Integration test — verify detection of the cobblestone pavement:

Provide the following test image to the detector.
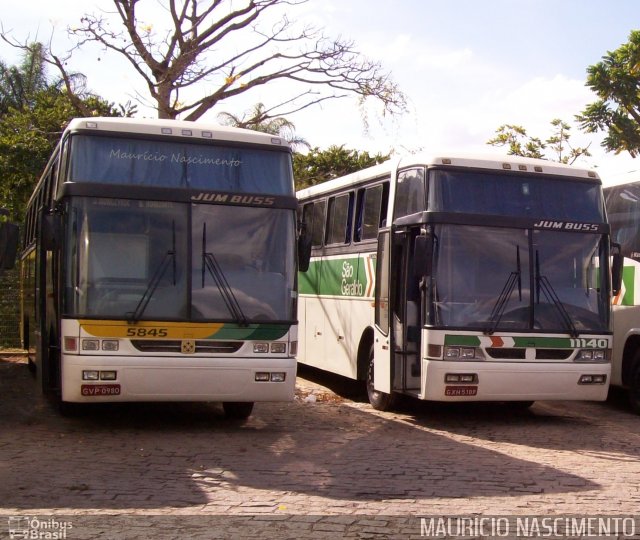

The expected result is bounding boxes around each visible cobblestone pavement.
[1,354,640,539]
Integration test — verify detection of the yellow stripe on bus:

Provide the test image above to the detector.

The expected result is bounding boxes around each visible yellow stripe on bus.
[79,320,225,339]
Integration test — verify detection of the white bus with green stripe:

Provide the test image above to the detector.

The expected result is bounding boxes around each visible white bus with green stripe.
[297,154,620,410]
[18,118,299,418]
[604,177,640,413]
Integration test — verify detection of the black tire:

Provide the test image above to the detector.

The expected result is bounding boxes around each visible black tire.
[510,401,535,410]
[628,361,640,415]
[366,346,395,411]
[223,401,254,419]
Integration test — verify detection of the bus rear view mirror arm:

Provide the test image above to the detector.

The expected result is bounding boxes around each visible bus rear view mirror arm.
[611,242,623,297]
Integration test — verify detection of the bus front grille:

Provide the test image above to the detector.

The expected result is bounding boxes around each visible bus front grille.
[485,348,573,360]
[131,340,243,354]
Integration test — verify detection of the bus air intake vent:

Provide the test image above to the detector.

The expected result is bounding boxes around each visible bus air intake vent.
[485,348,526,359]
[131,340,243,354]
[535,349,572,360]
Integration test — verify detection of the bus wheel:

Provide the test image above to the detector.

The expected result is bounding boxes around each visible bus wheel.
[510,401,535,410]
[628,362,640,414]
[366,347,395,411]
[223,401,254,419]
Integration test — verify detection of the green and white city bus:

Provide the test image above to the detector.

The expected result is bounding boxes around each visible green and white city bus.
[604,176,640,412]
[18,117,298,417]
[297,154,619,410]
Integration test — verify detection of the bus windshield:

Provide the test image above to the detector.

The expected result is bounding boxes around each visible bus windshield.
[429,170,604,221]
[428,224,609,333]
[64,197,296,322]
[69,135,294,195]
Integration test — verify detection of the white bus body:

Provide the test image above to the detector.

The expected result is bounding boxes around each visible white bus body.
[21,118,298,417]
[298,154,614,410]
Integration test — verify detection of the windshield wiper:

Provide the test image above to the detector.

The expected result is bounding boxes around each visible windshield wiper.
[484,245,522,335]
[535,250,578,337]
[128,221,176,323]
[201,223,248,327]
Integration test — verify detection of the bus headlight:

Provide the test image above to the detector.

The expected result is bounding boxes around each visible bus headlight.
[102,340,119,351]
[270,343,286,354]
[575,349,608,362]
[253,343,269,353]
[444,346,485,360]
[82,339,100,351]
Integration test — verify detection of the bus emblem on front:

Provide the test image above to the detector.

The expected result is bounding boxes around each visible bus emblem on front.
[181,340,196,354]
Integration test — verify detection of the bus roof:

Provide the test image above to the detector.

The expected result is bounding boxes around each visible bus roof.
[297,152,600,199]
[65,117,290,149]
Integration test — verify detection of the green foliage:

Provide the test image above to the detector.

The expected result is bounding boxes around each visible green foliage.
[578,30,640,157]
[293,145,390,190]
[0,46,122,221]
[217,103,309,151]
[487,119,591,165]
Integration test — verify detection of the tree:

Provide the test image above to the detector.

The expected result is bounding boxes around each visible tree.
[0,46,123,220]
[64,0,406,122]
[217,102,309,150]
[487,119,591,165]
[0,42,47,113]
[293,145,389,189]
[578,30,640,157]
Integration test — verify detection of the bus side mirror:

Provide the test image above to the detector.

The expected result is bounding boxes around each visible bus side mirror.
[298,232,311,272]
[0,220,19,271]
[298,225,312,273]
[413,233,433,278]
[611,242,623,297]
[41,212,62,251]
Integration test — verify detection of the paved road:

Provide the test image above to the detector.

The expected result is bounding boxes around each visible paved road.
[1,355,640,539]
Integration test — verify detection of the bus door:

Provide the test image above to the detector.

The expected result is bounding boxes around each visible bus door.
[35,210,62,396]
[373,229,392,394]
[391,227,421,394]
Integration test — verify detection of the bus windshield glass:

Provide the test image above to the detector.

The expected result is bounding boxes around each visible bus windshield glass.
[429,170,604,221]
[428,224,609,333]
[64,197,296,322]
[69,135,294,195]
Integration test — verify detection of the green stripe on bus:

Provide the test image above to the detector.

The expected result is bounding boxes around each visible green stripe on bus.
[299,256,371,297]
[511,336,573,348]
[444,335,481,346]
[212,324,290,340]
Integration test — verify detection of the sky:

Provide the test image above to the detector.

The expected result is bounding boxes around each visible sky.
[1,0,639,181]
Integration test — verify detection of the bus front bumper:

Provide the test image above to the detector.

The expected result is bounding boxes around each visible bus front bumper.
[61,354,296,403]
[423,360,611,402]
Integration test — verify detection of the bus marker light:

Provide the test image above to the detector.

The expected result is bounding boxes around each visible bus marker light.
[64,336,78,352]
[270,343,286,354]
[270,372,286,382]
[289,341,298,356]
[255,372,270,382]
[85,121,98,129]
[100,371,117,381]
[253,343,269,353]
[82,370,99,381]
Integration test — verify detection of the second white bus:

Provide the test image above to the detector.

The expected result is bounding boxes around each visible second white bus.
[297,153,619,410]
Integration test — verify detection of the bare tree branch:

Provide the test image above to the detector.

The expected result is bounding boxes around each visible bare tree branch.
[65,0,406,121]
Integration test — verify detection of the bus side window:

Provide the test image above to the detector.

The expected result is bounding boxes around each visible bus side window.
[355,182,388,242]
[326,192,353,245]
[301,201,324,248]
